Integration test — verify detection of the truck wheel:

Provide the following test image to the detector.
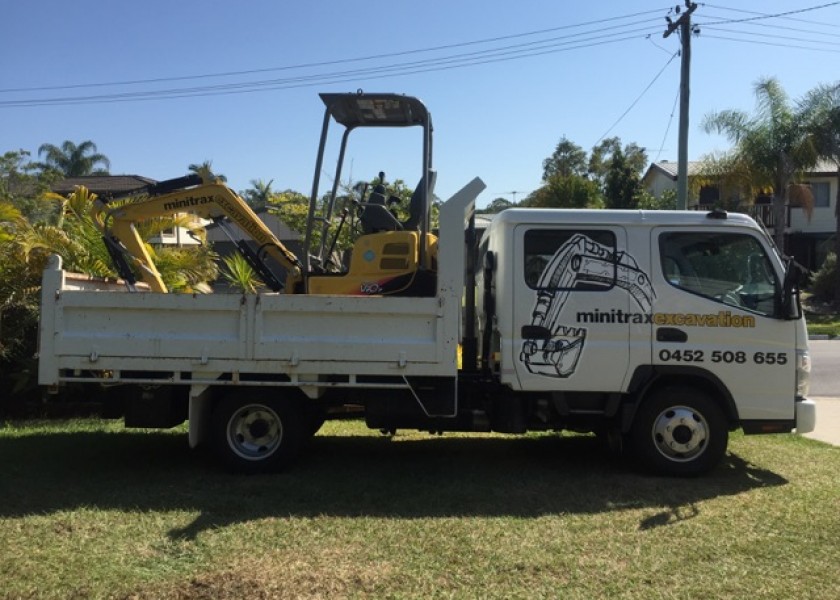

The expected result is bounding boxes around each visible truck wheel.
[631,387,728,476]
[212,394,303,474]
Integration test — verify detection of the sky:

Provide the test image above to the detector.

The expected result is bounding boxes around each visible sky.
[2,1,839,207]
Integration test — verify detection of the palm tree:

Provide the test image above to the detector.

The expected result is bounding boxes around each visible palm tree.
[801,82,840,305]
[188,161,227,183]
[242,179,273,211]
[37,140,110,177]
[702,77,819,248]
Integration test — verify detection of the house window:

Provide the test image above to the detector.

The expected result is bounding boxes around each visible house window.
[808,181,831,208]
[698,185,720,205]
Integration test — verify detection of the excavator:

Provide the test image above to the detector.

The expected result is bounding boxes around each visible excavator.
[91,92,438,296]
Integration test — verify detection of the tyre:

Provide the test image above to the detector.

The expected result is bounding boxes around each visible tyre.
[631,386,728,476]
[211,392,303,474]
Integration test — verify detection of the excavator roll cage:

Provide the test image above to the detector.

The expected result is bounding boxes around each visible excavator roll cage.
[305,92,436,276]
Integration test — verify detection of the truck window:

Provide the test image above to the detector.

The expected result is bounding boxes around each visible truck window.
[659,231,779,317]
[523,229,616,290]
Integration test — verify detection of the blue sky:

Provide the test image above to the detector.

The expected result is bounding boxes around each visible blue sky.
[2,1,839,207]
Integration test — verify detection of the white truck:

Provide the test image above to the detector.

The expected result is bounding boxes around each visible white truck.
[37,93,815,475]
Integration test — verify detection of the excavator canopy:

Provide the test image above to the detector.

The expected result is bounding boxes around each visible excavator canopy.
[319,93,430,129]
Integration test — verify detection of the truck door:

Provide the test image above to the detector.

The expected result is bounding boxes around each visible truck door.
[652,227,797,422]
[513,225,653,392]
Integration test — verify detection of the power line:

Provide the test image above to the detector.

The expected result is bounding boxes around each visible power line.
[702,34,840,54]
[0,8,670,95]
[700,1,840,26]
[0,27,664,108]
[655,87,681,163]
[701,2,840,28]
[594,51,679,145]
[698,12,840,37]
[702,26,840,47]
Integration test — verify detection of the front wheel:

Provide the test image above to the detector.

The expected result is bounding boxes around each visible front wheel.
[631,386,728,476]
[212,393,303,474]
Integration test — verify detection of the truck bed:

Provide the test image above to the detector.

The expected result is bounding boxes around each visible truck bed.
[38,178,484,393]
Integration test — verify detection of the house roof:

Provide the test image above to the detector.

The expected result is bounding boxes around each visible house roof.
[51,175,157,197]
[644,159,839,182]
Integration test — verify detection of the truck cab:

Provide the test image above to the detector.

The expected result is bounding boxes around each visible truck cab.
[476,207,814,473]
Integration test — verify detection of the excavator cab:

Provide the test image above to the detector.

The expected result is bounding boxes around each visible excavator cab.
[304,92,438,296]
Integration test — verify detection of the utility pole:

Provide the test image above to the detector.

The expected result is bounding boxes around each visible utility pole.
[664,1,698,210]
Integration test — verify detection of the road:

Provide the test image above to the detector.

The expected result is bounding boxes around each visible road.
[809,340,840,397]
[805,340,838,446]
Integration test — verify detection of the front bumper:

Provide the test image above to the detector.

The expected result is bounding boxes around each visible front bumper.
[795,397,816,434]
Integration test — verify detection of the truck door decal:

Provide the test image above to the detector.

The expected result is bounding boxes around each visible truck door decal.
[520,233,654,378]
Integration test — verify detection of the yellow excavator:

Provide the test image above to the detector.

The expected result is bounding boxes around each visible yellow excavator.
[92,92,438,296]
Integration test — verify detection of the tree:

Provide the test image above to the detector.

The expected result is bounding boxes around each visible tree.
[801,82,840,306]
[523,174,604,209]
[589,137,648,209]
[479,197,514,214]
[702,77,819,247]
[37,140,110,177]
[242,179,274,211]
[588,137,647,185]
[1,150,60,223]
[542,137,587,181]
[188,161,227,183]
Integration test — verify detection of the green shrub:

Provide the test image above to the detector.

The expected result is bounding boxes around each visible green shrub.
[809,252,840,304]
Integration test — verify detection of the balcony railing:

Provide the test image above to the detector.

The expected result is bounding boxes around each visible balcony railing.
[695,203,791,229]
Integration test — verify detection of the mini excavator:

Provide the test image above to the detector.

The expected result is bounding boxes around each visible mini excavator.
[92,92,438,296]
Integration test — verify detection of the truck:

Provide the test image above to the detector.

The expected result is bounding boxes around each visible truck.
[37,92,816,475]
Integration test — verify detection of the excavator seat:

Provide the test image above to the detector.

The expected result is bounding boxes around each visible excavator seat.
[360,203,402,233]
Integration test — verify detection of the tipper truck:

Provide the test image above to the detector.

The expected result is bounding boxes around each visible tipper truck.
[37,92,816,475]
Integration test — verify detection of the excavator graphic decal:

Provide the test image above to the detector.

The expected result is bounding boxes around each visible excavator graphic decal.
[520,233,655,378]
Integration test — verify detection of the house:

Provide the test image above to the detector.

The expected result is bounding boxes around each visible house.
[642,160,839,271]
[204,207,304,265]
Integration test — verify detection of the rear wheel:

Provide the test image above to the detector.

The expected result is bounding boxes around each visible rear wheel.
[631,386,728,476]
[212,393,303,474]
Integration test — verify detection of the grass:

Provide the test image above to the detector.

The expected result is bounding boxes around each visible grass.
[1,419,839,599]
[805,313,840,338]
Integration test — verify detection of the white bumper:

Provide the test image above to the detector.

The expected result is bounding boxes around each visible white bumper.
[795,399,817,434]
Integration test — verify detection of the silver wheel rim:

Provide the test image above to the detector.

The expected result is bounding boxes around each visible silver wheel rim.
[651,405,709,462]
[226,404,283,461]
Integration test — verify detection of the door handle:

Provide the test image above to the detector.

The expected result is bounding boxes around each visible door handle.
[656,327,687,343]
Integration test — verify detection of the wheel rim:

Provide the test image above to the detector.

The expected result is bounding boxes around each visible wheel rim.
[226,403,283,461]
[650,405,709,462]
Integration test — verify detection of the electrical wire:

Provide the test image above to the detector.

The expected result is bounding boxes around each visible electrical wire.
[655,87,680,163]
[0,8,670,95]
[700,1,840,26]
[0,26,665,108]
[697,12,840,37]
[702,34,840,54]
[701,2,840,28]
[594,51,679,145]
[701,26,840,47]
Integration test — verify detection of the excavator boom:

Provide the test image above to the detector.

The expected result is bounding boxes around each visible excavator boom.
[92,175,302,293]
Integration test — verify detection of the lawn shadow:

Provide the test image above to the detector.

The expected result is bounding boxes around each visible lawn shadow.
[0,427,787,540]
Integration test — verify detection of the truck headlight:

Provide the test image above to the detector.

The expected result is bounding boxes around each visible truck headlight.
[795,349,811,397]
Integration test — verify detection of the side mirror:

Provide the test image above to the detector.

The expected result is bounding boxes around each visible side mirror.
[780,257,806,320]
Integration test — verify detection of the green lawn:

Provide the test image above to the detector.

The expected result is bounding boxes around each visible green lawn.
[1,419,839,599]
[806,313,840,338]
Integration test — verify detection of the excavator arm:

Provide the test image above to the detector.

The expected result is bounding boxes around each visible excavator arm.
[92,175,303,293]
